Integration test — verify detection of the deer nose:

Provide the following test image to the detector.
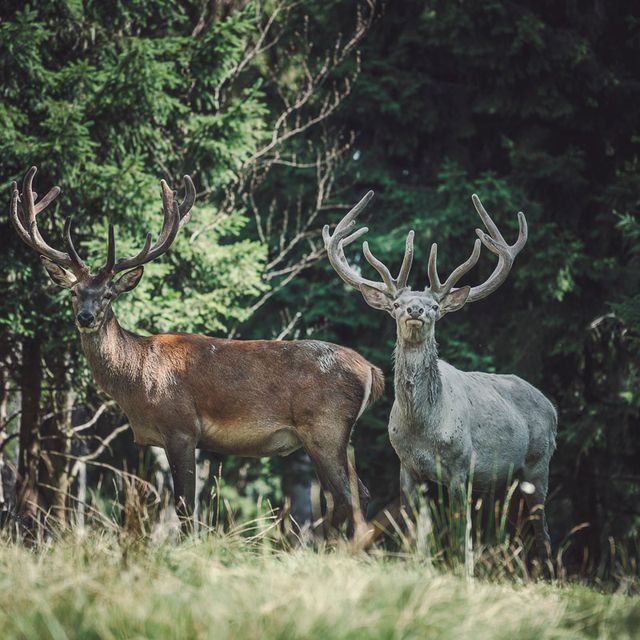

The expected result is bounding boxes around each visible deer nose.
[77,310,95,327]
[407,306,424,319]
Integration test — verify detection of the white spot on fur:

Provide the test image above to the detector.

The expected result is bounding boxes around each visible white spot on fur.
[307,342,338,373]
[209,344,217,353]
[520,481,536,494]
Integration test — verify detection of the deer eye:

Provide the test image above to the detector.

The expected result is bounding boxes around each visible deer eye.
[432,303,439,310]
[393,302,400,309]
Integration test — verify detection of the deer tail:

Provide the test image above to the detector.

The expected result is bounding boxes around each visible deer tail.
[368,365,385,405]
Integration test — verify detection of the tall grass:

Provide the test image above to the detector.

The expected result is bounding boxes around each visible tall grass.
[0,523,639,640]
[1,468,638,639]
[373,478,542,582]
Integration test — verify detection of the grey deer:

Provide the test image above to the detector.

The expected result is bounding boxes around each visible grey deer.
[324,191,557,564]
[10,167,383,532]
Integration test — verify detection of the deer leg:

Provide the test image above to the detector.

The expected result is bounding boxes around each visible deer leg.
[400,463,418,514]
[400,464,432,521]
[348,456,371,519]
[299,431,358,530]
[400,464,432,555]
[164,436,196,536]
[521,468,552,577]
[308,451,352,528]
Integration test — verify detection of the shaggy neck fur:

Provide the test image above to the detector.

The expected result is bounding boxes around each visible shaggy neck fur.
[394,333,442,421]
[79,307,142,397]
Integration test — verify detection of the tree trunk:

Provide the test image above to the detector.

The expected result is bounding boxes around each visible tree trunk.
[0,367,7,514]
[15,336,43,529]
[39,356,76,528]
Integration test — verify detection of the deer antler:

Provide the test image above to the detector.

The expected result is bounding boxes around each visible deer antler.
[322,191,414,297]
[10,166,88,275]
[427,240,482,299]
[464,194,528,302]
[325,191,527,305]
[107,176,196,274]
[10,167,196,277]
[425,194,527,300]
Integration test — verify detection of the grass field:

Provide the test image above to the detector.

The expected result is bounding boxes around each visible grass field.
[1,527,639,640]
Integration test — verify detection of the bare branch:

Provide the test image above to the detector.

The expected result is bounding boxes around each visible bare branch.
[276,311,302,340]
[69,423,130,480]
[72,401,117,433]
[0,432,19,454]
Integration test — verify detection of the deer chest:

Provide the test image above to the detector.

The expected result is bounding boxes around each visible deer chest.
[388,402,472,485]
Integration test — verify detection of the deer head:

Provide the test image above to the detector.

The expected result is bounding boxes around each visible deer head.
[10,167,195,333]
[323,191,528,344]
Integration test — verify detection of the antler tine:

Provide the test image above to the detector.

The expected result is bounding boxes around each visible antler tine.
[112,176,194,274]
[427,239,482,299]
[141,182,181,259]
[362,241,396,291]
[334,189,374,234]
[112,232,153,274]
[396,230,414,289]
[21,166,37,223]
[10,181,33,247]
[34,185,61,214]
[340,226,369,247]
[324,191,418,296]
[156,179,180,243]
[101,223,116,273]
[427,243,442,292]
[464,194,528,303]
[178,175,196,228]
[63,217,89,273]
[323,191,398,294]
[9,167,88,274]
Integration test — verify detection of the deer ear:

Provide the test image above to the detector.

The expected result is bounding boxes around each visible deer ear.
[113,266,144,295]
[41,257,77,289]
[359,283,393,312]
[439,286,471,317]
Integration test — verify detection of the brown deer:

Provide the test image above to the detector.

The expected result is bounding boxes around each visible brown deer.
[10,166,383,532]
[324,191,557,567]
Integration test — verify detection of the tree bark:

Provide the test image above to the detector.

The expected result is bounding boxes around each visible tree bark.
[15,336,43,528]
[39,355,76,527]
[0,365,7,513]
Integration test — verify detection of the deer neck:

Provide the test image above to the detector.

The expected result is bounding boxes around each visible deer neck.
[393,333,442,420]
[79,307,142,397]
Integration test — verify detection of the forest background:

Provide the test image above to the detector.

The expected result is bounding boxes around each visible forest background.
[0,0,638,576]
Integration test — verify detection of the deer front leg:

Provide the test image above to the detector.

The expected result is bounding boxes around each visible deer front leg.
[400,464,432,556]
[164,435,196,536]
[400,463,418,515]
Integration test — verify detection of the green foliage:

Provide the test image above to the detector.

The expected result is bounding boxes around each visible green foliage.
[0,1,276,350]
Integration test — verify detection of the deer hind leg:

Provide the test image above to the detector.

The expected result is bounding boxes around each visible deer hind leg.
[299,426,367,532]
[164,434,197,536]
[349,456,371,519]
[521,464,552,576]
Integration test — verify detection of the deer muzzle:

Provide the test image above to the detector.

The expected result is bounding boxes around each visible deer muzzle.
[77,310,95,328]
